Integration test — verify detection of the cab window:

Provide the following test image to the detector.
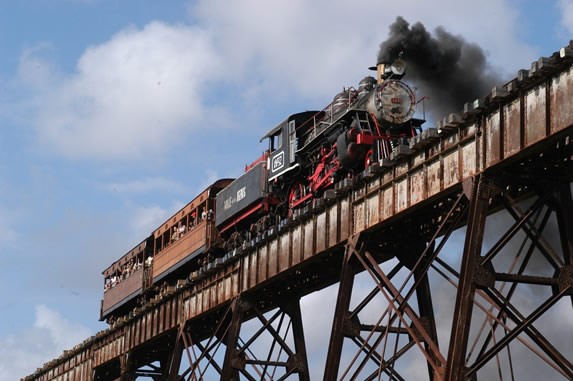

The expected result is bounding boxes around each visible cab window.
[269,132,282,152]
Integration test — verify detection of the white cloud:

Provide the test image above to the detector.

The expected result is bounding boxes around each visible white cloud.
[558,0,573,35]
[117,171,226,244]
[16,0,543,163]
[301,285,338,378]
[0,305,91,380]
[194,169,222,195]
[22,21,222,161]
[128,204,172,239]
[192,0,382,99]
[34,305,92,349]
[192,0,537,101]
[16,43,62,90]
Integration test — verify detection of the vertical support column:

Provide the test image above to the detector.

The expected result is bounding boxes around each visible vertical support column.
[166,325,186,381]
[554,184,573,307]
[413,242,442,381]
[324,236,359,381]
[555,184,573,265]
[120,352,136,381]
[221,298,246,381]
[446,176,491,381]
[284,299,311,381]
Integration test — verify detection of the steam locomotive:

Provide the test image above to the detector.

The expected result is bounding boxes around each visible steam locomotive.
[100,56,426,322]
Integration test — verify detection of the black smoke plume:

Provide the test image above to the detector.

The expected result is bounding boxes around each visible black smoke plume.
[377,16,502,119]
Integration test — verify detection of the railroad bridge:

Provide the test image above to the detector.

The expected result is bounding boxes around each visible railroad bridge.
[24,43,573,381]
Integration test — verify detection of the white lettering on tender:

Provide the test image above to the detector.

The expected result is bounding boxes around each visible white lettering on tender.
[223,186,247,211]
[237,187,246,202]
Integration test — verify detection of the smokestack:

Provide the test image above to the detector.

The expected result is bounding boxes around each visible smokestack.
[376,16,503,119]
[375,63,386,84]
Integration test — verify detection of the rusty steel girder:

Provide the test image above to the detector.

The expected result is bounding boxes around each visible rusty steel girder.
[324,191,469,381]
[323,171,573,380]
[23,43,573,381]
[160,297,311,381]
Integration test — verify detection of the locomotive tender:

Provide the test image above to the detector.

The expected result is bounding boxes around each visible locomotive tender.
[100,56,428,322]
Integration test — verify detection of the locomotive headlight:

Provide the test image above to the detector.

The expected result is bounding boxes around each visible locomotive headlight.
[390,58,406,76]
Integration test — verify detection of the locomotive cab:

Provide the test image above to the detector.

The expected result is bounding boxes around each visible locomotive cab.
[260,111,320,182]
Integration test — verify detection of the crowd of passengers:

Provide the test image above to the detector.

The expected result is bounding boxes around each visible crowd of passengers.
[104,255,154,291]
[104,209,214,291]
[167,209,214,244]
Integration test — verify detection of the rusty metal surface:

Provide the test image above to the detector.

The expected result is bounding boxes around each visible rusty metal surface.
[443,148,460,189]
[366,192,380,227]
[504,99,522,156]
[485,111,501,166]
[396,177,408,213]
[279,232,291,272]
[382,185,394,220]
[268,239,278,278]
[410,168,425,206]
[292,225,303,265]
[353,198,365,232]
[24,45,573,381]
[340,198,350,241]
[328,203,339,247]
[445,175,491,380]
[427,158,441,197]
[461,140,478,179]
[525,84,548,145]
[551,66,573,133]
[303,219,314,260]
[316,212,327,253]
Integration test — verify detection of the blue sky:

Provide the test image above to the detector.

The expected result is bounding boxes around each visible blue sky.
[1,0,572,379]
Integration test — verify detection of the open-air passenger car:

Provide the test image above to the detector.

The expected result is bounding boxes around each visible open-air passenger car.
[100,179,233,322]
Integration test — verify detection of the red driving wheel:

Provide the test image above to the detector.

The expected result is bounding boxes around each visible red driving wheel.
[288,181,304,209]
[364,149,374,169]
